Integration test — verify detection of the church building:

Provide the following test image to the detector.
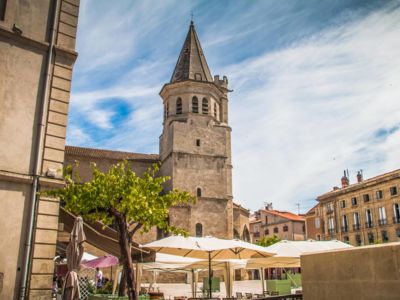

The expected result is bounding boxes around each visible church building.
[64,21,250,244]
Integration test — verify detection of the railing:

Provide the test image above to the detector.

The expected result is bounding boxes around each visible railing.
[341,226,349,233]
[257,294,302,300]
[253,232,260,238]
[365,221,373,228]
[378,219,387,226]
[328,228,335,235]
[393,216,400,224]
[353,224,360,230]
[326,209,334,214]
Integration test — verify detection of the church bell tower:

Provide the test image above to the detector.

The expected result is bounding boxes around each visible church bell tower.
[159,21,233,239]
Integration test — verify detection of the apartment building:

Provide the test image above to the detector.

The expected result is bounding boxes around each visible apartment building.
[250,204,306,242]
[317,169,400,246]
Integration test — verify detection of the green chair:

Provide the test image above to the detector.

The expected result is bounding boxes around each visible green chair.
[202,277,220,293]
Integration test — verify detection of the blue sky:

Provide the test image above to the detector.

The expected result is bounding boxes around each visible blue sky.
[68,0,400,213]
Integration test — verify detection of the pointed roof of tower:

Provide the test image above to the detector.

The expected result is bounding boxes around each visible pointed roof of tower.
[170,21,213,83]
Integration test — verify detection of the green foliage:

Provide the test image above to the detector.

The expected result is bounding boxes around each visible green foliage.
[256,235,280,247]
[97,281,113,294]
[45,161,195,236]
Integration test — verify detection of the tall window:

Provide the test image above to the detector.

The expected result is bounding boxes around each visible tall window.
[390,186,398,196]
[393,203,400,223]
[192,96,198,113]
[196,187,202,197]
[365,209,373,227]
[378,207,387,225]
[381,230,389,243]
[342,215,348,232]
[176,98,182,115]
[202,98,208,114]
[353,212,360,230]
[376,190,383,200]
[351,197,358,206]
[328,217,335,235]
[0,0,6,20]
[214,103,218,119]
[196,223,203,237]
[340,200,346,209]
[355,234,362,246]
[368,232,374,244]
[363,194,370,202]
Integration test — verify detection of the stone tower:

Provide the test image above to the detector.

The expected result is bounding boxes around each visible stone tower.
[159,21,233,239]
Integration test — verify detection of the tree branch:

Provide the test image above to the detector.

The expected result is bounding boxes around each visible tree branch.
[128,223,143,239]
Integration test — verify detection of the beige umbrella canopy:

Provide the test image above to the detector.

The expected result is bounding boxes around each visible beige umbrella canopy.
[144,235,275,298]
[63,216,86,300]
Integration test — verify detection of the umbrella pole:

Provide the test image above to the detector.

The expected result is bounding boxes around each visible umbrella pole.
[208,251,212,298]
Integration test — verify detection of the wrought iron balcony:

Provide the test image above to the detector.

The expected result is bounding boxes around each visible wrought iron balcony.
[341,226,349,233]
[365,221,373,228]
[328,228,335,235]
[353,224,360,230]
[378,219,387,226]
[393,216,400,224]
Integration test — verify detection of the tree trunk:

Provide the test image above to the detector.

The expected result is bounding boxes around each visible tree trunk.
[114,210,136,300]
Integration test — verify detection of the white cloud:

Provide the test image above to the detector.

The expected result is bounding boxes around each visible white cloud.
[227,5,400,212]
[66,126,92,146]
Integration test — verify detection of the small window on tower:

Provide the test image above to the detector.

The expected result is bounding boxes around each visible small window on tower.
[197,187,202,197]
[176,98,182,115]
[214,103,217,119]
[195,73,202,81]
[196,139,200,147]
[202,98,208,114]
[192,96,199,113]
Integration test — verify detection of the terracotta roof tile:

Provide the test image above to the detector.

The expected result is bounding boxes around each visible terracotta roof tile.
[65,146,159,161]
[263,209,305,222]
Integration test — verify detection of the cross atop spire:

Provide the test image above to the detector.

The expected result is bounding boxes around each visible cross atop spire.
[170,22,213,83]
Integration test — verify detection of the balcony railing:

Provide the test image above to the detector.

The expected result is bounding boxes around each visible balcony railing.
[253,232,260,238]
[365,221,373,228]
[326,209,334,214]
[353,224,360,230]
[378,219,387,226]
[328,228,335,235]
[341,226,349,233]
[393,216,400,224]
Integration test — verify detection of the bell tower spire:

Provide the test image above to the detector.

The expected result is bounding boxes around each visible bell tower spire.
[170,21,213,83]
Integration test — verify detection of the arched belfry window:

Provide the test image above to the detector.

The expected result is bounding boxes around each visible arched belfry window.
[176,98,182,115]
[197,187,202,197]
[196,223,203,237]
[202,98,208,115]
[192,96,199,113]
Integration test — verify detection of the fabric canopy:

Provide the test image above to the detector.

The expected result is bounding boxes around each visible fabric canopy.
[246,240,353,268]
[81,254,119,269]
[144,235,275,298]
[144,235,275,260]
[63,216,86,300]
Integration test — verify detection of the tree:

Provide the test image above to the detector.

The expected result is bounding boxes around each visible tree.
[46,161,194,300]
[256,235,280,247]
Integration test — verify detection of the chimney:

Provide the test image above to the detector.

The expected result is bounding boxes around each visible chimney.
[357,170,363,183]
[333,186,339,191]
[341,170,349,188]
[264,202,273,210]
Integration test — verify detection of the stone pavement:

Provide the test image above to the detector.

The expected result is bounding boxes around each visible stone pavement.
[142,280,264,299]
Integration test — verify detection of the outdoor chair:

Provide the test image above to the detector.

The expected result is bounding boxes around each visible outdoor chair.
[236,292,243,299]
[245,293,253,299]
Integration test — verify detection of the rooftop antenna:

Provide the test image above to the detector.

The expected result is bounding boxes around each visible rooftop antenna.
[296,203,300,215]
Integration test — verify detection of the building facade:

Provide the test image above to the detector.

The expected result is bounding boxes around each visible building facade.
[317,169,400,246]
[0,0,80,298]
[64,22,250,244]
[250,205,306,243]
[304,203,324,240]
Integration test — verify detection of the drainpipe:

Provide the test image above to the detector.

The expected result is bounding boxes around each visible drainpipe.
[19,0,60,298]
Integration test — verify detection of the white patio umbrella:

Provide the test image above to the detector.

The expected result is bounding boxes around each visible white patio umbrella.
[143,235,275,298]
[63,216,86,300]
[246,240,353,268]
